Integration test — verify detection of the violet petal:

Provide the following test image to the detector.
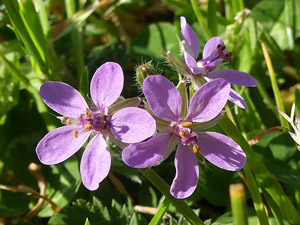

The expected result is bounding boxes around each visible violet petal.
[122,133,173,168]
[90,62,124,112]
[143,75,182,121]
[206,69,257,87]
[187,78,230,122]
[203,36,225,59]
[197,132,246,171]
[80,133,111,191]
[180,16,199,59]
[228,89,248,109]
[183,50,202,74]
[36,125,90,165]
[40,81,88,118]
[170,143,199,199]
[110,107,156,143]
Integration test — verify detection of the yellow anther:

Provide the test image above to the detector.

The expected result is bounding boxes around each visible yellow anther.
[192,144,200,154]
[86,109,92,119]
[66,118,72,125]
[84,123,93,132]
[182,122,193,128]
[179,131,186,137]
[73,130,78,138]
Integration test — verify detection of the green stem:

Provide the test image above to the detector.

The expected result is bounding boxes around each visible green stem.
[260,41,289,129]
[65,0,84,77]
[219,115,300,224]
[243,165,269,225]
[149,197,170,225]
[229,183,249,225]
[190,0,211,39]
[138,168,204,225]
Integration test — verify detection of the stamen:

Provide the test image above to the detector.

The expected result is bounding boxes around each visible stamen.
[217,44,225,53]
[182,122,193,128]
[86,109,92,119]
[66,118,72,125]
[179,131,186,137]
[84,123,93,132]
[73,130,78,138]
[192,144,200,153]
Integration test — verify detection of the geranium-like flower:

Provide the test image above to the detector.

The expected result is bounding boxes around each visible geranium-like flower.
[122,75,246,199]
[36,62,156,190]
[277,101,300,150]
[180,16,257,109]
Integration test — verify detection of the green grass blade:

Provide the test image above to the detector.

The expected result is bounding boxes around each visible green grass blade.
[243,165,269,225]
[190,0,211,39]
[230,183,249,225]
[65,0,84,77]
[139,168,204,225]
[149,197,170,225]
[207,0,218,36]
[260,41,289,128]
[3,0,51,78]
[219,115,300,224]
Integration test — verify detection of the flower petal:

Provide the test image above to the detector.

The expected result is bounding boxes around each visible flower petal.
[170,144,199,199]
[40,81,88,118]
[228,89,248,109]
[122,133,173,168]
[187,78,230,122]
[90,62,124,112]
[110,107,156,143]
[206,69,257,87]
[143,75,182,121]
[182,50,202,74]
[203,36,225,59]
[197,132,246,171]
[80,133,111,191]
[36,125,90,165]
[180,16,199,59]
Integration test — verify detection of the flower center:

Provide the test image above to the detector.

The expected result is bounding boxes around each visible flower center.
[62,109,110,138]
[197,44,232,74]
[171,120,200,153]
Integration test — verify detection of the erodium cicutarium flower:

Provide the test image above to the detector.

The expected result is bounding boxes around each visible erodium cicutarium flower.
[180,16,257,109]
[122,75,246,199]
[36,62,156,191]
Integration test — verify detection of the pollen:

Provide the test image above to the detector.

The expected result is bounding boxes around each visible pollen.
[73,130,78,138]
[179,131,186,137]
[84,123,93,132]
[66,118,72,125]
[86,109,92,119]
[192,144,200,154]
[182,122,193,128]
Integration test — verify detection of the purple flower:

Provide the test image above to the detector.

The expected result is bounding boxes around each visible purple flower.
[180,16,257,109]
[36,62,156,191]
[122,75,246,199]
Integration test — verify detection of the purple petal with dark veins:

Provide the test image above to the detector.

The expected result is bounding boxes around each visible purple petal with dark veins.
[206,69,257,87]
[122,133,173,168]
[36,125,90,165]
[110,107,156,143]
[80,133,111,191]
[182,50,202,74]
[90,62,124,112]
[187,79,230,122]
[170,143,199,199]
[228,89,248,109]
[143,75,182,121]
[180,16,199,59]
[202,36,225,60]
[197,132,246,171]
[40,81,88,118]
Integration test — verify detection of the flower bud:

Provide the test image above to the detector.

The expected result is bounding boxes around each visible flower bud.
[162,51,191,75]
[135,61,161,88]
